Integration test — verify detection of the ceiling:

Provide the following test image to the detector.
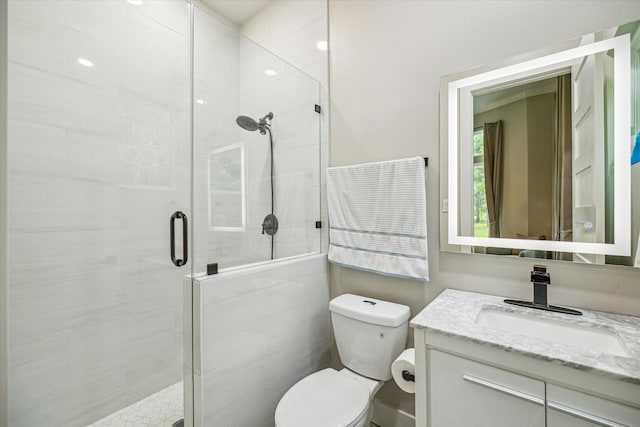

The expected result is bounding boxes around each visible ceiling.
[200,0,272,26]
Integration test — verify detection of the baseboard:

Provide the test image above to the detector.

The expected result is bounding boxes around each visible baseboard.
[370,398,416,427]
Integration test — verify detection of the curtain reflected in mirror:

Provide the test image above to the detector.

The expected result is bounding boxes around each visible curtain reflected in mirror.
[552,74,573,261]
[483,121,503,238]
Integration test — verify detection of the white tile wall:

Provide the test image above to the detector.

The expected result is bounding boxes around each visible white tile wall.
[189,254,330,427]
[240,0,328,89]
[192,7,244,273]
[193,6,323,274]
[7,1,189,425]
[240,0,329,255]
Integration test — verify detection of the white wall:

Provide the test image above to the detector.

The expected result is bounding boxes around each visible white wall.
[329,0,640,418]
[190,254,331,427]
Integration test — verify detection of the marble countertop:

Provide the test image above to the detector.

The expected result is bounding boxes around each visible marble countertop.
[410,289,640,384]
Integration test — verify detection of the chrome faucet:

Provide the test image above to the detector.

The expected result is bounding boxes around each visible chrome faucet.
[504,265,582,315]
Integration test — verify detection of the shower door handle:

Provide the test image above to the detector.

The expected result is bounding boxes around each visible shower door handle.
[170,211,188,267]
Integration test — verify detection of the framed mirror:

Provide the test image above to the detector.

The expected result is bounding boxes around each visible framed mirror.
[440,20,640,266]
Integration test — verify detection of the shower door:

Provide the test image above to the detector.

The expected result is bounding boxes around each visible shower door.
[6,1,192,425]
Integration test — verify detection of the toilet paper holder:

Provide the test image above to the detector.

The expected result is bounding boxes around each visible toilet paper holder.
[401,370,415,382]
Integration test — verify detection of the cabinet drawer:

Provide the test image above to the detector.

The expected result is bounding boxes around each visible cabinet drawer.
[547,384,640,427]
[429,350,545,427]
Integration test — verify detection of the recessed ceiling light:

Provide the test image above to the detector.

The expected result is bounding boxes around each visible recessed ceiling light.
[127,0,143,5]
[265,69,277,76]
[316,40,328,51]
[196,99,207,105]
[78,58,94,67]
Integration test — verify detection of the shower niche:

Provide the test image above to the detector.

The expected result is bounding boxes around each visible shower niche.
[208,143,246,232]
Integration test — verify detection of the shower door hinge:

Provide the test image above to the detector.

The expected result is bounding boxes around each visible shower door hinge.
[315,221,322,229]
[314,104,321,113]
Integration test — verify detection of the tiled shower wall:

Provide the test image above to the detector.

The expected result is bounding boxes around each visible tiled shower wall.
[6,1,189,425]
[241,0,330,255]
[187,254,331,427]
[237,37,321,261]
[193,7,323,274]
[192,8,243,270]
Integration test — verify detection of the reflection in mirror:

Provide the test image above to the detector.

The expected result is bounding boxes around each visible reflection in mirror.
[472,75,573,241]
[471,71,610,262]
[208,143,246,231]
[441,19,639,266]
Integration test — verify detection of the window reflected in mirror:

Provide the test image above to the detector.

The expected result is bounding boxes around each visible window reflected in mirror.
[473,128,489,238]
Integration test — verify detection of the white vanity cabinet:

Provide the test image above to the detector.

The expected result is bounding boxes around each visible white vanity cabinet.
[546,384,640,427]
[425,348,640,427]
[429,350,545,427]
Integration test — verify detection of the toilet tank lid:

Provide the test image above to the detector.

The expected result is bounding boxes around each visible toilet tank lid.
[329,294,410,327]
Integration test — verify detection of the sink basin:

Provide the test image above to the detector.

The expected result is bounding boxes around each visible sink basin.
[475,306,631,358]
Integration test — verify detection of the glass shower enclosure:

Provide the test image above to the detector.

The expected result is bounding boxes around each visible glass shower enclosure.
[192,7,322,272]
[4,1,322,426]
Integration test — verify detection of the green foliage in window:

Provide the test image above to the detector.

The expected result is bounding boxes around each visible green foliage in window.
[473,130,489,237]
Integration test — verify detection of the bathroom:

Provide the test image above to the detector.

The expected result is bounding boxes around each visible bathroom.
[1,1,640,427]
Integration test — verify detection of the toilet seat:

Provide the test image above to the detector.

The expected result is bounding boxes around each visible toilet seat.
[275,368,370,427]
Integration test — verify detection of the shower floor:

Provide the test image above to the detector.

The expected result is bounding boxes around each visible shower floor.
[88,382,183,427]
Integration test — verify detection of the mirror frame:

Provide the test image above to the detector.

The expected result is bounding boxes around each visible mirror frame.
[442,34,631,256]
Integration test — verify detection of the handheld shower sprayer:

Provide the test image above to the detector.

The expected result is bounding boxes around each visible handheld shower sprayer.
[235,111,278,259]
[236,112,273,135]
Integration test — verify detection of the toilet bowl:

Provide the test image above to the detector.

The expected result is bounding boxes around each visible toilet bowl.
[275,368,379,427]
[274,294,410,427]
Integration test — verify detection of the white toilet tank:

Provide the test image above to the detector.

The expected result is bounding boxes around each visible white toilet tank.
[329,294,410,381]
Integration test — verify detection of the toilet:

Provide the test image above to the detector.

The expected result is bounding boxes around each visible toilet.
[275,293,410,427]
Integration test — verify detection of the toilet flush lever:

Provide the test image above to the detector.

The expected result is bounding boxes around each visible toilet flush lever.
[362,300,377,305]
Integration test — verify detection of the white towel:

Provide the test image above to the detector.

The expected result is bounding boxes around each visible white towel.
[326,157,429,281]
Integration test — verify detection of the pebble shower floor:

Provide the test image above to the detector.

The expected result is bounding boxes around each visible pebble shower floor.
[87,382,183,427]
